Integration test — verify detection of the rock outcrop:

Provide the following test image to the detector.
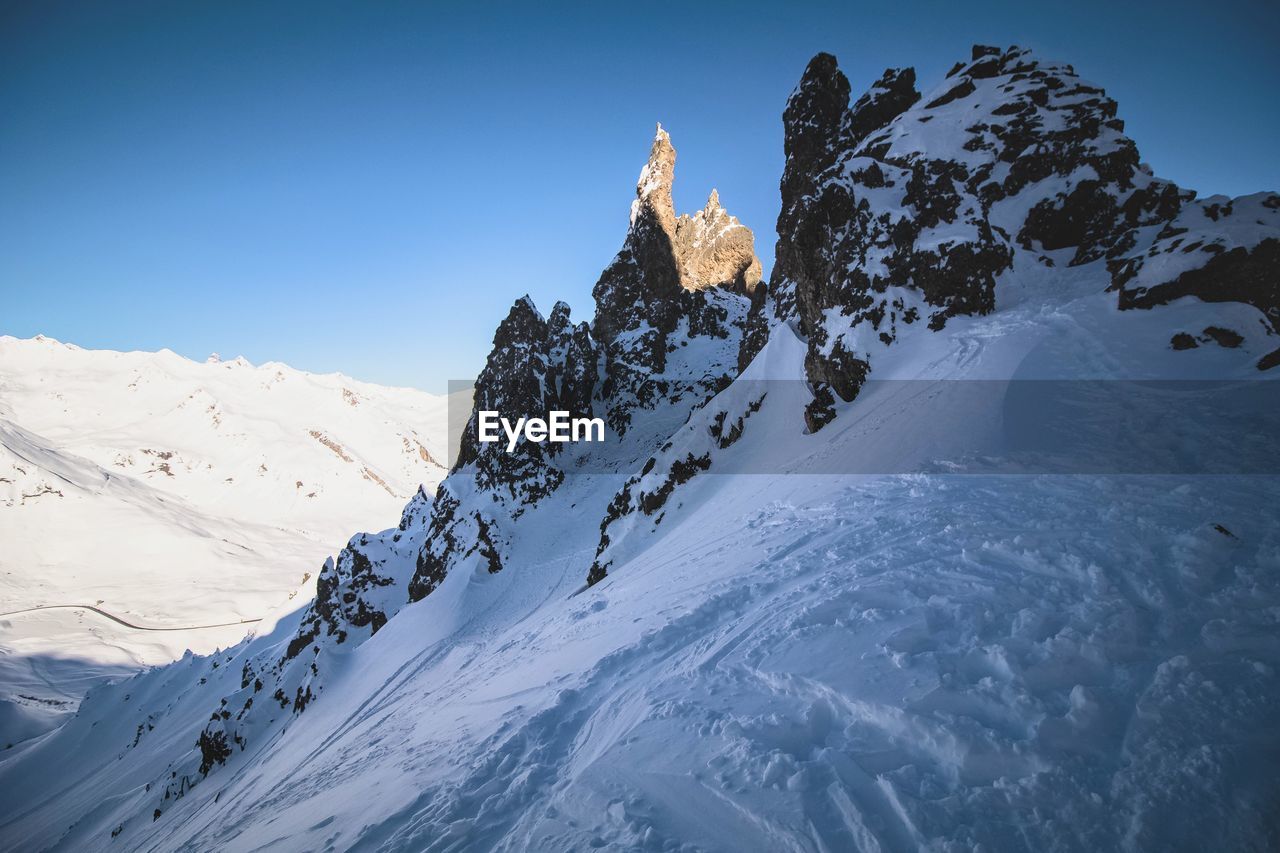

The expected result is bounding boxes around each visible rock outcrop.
[410,297,595,600]
[604,44,1280,583]
[1110,192,1280,369]
[410,126,761,600]
[173,486,436,807]
[593,126,759,434]
[302,486,434,647]
[747,45,1280,431]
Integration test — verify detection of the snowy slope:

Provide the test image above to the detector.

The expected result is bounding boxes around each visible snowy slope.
[5,307,1275,852]
[2,45,1278,853]
[0,336,448,745]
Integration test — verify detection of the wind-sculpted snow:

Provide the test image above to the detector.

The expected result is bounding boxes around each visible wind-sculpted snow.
[8,432,1277,850]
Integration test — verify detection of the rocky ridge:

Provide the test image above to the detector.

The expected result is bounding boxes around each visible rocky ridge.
[743,45,1278,431]
[53,45,1280,833]
[592,125,760,435]
[590,43,1280,582]
[156,126,764,806]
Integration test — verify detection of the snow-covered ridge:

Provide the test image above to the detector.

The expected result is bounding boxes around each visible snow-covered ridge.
[0,335,446,524]
[756,45,1279,431]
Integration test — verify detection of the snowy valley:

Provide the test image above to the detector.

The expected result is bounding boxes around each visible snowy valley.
[0,337,448,745]
[2,44,1278,852]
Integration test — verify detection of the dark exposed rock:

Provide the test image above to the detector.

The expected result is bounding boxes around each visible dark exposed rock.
[408,487,463,601]
[410,296,587,600]
[453,296,562,484]
[546,301,597,419]
[848,67,920,150]
[1020,179,1188,265]
[179,483,437,803]
[286,486,433,654]
[764,45,1271,431]
[736,280,772,373]
[925,78,975,109]
[776,53,851,243]
[587,382,769,586]
[1171,333,1199,351]
[804,384,837,433]
[770,49,1028,425]
[637,453,711,517]
[196,729,231,776]
[709,394,765,449]
[1201,326,1244,348]
[1115,229,1279,340]
[592,126,757,435]
[587,452,711,586]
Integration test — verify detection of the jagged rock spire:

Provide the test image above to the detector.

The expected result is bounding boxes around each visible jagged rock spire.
[779,53,852,208]
[625,125,761,296]
[674,187,762,294]
[631,123,677,230]
[595,126,761,344]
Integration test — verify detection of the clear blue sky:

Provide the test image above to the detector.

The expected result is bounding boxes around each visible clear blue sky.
[3,0,1277,391]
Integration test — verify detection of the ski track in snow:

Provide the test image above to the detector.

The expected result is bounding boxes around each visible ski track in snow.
[4,295,1277,852]
[44,474,1273,852]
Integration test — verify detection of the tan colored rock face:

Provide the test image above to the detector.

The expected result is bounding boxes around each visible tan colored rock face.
[630,124,762,295]
[674,189,763,294]
[630,125,678,234]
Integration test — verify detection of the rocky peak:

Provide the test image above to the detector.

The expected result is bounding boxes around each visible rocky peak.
[545,300,598,419]
[674,188,763,295]
[452,296,551,472]
[847,66,918,147]
[605,124,762,319]
[408,293,597,601]
[592,127,757,433]
[781,53,851,193]
[753,44,1280,434]
[547,300,573,333]
[451,294,583,492]
[409,124,763,602]
[760,47,1162,428]
[630,124,678,233]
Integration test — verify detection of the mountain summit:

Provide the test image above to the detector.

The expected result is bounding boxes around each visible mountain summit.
[749,45,1279,429]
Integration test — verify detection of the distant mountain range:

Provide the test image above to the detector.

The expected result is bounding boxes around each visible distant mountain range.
[0,335,447,745]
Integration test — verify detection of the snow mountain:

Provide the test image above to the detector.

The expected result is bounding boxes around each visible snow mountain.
[2,46,1278,852]
[0,336,448,746]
